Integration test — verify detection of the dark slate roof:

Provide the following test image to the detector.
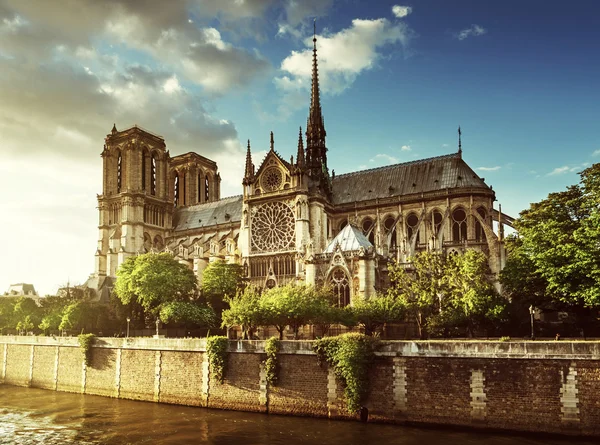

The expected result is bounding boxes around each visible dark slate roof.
[331,153,491,205]
[172,195,243,232]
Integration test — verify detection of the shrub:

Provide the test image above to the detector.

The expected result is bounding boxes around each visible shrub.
[263,337,280,386]
[78,333,96,367]
[206,335,229,383]
[313,333,378,413]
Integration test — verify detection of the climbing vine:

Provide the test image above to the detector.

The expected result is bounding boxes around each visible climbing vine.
[313,333,378,413]
[78,333,96,367]
[263,337,280,386]
[206,335,229,383]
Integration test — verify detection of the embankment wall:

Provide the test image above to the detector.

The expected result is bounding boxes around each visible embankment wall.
[1,336,600,436]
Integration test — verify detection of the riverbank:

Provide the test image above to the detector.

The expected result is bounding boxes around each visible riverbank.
[1,336,599,437]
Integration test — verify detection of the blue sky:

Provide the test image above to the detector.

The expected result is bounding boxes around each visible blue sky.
[0,0,599,295]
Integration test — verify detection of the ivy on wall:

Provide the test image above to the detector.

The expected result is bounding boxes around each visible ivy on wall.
[263,337,280,386]
[206,335,229,383]
[313,333,378,413]
[78,333,96,367]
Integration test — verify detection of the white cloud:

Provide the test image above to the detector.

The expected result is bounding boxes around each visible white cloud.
[401,145,411,151]
[477,166,501,172]
[392,5,413,18]
[162,75,182,94]
[456,24,487,41]
[276,17,413,110]
[593,149,600,157]
[548,166,570,175]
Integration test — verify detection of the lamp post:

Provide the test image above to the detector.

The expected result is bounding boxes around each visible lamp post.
[126,317,130,338]
[529,305,535,340]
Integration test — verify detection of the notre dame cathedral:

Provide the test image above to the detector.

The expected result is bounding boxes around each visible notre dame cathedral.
[87,34,511,305]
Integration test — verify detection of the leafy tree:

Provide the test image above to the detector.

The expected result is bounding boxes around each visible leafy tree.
[0,297,18,334]
[260,283,332,340]
[221,285,264,339]
[443,250,507,337]
[501,163,600,333]
[348,293,406,336]
[39,312,63,334]
[159,301,216,328]
[388,252,448,339]
[13,297,41,333]
[114,252,198,317]
[201,260,244,315]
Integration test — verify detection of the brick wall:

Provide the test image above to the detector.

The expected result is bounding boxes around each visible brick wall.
[31,345,56,389]
[2,337,600,437]
[5,344,31,386]
[119,349,155,401]
[159,351,204,406]
[85,348,118,397]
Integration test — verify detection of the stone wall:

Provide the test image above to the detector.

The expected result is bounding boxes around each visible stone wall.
[1,337,600,436]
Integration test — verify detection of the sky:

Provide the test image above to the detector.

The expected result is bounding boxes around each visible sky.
[1,0,599,296]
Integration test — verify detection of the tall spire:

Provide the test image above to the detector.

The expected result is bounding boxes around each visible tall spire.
[270,131,274,151]
[243,139,253,185]
[296,126,305,169]
[305,19,330,195]
[458,125,462,156]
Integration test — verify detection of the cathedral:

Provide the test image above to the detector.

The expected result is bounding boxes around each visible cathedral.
[88,33,512,305]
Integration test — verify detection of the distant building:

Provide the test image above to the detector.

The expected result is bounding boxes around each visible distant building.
[3,283,39,302]
[87,32,513,304]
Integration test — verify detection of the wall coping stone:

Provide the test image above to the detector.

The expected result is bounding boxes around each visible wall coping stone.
[2,336,600,360]
[0,335,600,360]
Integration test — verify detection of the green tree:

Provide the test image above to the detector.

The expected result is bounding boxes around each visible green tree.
[388,252,448,339]
[0,297,18,334]
[443,250,507,337]
[114,252,198,318]
[349,293,406,336]
[13,297,41,334]
[501,163,600,332]
[261,283,332,340]
[159,301,216,328]
[221,285,264,339]
[201,260,244,315]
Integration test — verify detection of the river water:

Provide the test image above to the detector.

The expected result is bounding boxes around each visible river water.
[0,385,595,445]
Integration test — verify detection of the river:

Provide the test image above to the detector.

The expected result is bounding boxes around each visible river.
[0,385,594,445]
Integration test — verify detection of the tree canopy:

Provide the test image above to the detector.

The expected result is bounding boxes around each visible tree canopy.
[114,252,198,315]
[501,163,600,309]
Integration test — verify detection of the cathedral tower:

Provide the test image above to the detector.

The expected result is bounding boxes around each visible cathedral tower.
[95,125,171,277]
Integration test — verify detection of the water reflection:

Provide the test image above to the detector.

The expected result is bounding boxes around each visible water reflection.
[0,385,595,445]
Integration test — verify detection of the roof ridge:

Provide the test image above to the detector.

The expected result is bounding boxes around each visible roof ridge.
[334,152,459,179]
[180,195,242,210]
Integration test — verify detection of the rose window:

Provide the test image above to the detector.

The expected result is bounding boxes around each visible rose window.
[261,167,283,192]
[251,202,295,252]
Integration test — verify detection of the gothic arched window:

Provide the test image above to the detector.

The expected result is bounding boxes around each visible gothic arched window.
[117,150,122,193]
[205,176,210,202]
[173,173,179,207]
[431,210,443,237]
[406,212,419,240]
[362,217,375,245]
[452,207,468,242]
[328,267,350,307]
[142,149,147,191]
[384,215,397,251]
[197,172,202,203]
[151,153,157,196]
[475,207,487,242]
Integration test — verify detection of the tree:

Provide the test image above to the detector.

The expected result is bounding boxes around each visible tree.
[260,283,332,340]
[388,252,448,339]
[114,252,198,318]
[159,301,216,328]
[501,163,600,333]
[221,285,264,339]
[0,297,18,334]
[349,293,406,336]
[13,297,41,334]
[201,260,244,316]
[443,250,507,337]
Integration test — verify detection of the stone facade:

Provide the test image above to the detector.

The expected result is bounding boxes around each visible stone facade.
[88,35,511,303]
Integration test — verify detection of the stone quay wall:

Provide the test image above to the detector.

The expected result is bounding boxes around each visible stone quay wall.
[1,336,600,436]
